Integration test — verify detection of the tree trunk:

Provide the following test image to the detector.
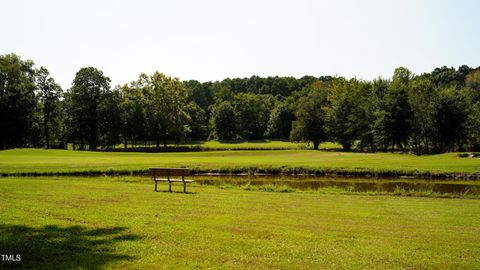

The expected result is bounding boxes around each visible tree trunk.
[155,136,160,148]
[89,104,98,150]
[162,130,167,148]
[44,110,50,149]
[425,140,429,154]
[342,142,351,151]
[313,140,319,150]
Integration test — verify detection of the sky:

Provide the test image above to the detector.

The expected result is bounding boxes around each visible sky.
[1,0,479,89]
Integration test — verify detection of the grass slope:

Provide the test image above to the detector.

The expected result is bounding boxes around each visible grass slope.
[0,149,479,176]
[1,177,479,269]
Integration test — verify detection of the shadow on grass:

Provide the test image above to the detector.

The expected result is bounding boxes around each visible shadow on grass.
[217,140,270,144]
[0,224,140,269]
[155,190,197,194]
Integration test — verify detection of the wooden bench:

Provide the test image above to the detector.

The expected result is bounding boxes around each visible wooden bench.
[149,168,194,193]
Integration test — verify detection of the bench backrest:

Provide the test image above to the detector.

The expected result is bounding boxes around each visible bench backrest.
[149,168,189,176]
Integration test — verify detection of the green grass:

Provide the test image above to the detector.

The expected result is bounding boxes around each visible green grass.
[1,176,479,269]
[188,140,340,150]
[192,175,480,198]
[108,140,341,150]
[1,148,479,176]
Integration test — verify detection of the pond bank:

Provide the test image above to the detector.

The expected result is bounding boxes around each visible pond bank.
[2,167,480,180]
[191,175,480,199]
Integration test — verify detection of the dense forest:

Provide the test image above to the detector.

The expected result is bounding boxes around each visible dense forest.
[1,53,479,154]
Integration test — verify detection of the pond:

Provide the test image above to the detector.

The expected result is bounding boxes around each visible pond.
[190,175,480,197]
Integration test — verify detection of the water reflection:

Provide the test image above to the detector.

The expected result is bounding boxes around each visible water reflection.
[192,175,480,195]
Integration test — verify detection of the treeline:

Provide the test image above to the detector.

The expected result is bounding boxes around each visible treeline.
[1,53,479,154]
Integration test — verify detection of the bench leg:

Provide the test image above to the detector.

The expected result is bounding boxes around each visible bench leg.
[155,181,158,192]
[183,182,186,193]
[169,181,172,192]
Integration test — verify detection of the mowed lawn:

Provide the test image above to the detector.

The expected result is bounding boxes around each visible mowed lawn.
[177,141,340,150]
[120,140,340,150]
[0,149,480,175]
[0,177,479,269]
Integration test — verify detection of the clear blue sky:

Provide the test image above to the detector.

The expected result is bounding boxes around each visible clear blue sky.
[1,0,479,89]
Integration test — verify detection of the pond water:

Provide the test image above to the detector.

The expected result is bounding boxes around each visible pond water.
[191,175,480,196]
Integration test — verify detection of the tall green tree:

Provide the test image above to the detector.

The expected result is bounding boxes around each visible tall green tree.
[373,67,413,152]
[0,53,38,149]
[466,69,480,103]
[466,99,480,151]
[184,81,210,140]
[408,76,436,154]
[326,79,366,151]
[232,93,273,139]
[265,102,294,139]
[465,69,480,150]
[144,72,191,147]
[98,89,123,149]
[184,80,214,113]
[187,102,208,140]
[290,82,329,150]
[351,80,378,152]
[209,101,238,140]
[68,67,111,150]
[36,67,62,149]
[119,79,148,148]
[433,87,469,152]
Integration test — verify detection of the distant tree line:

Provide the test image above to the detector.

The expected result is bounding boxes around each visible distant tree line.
[1,53,479,154]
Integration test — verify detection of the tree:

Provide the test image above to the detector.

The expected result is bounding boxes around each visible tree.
[209,101,238,140]
[373,68,413,152]
[98,89,122,149]
[466,69,480,103]
[326,79,369,151]
[36,67,62,149]
[183,81,210,141]
[465,69,480,150]
[232,93,273,139]
[433,87,469,152]
[0,53,38,149]
[68,67,111,150]
[408,76,436,154]
[265,102,294,139]
[430,65,471,87]
[290,82,328,150]
[119,80,148,148]
[466,100,480,151]
[210,82,234,103]
[144,72,191,147]
[352,80,378,152]
[187,102,208,140]
[184,80,214,112]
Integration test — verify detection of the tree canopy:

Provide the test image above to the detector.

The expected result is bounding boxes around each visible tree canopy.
[1,53,479,154]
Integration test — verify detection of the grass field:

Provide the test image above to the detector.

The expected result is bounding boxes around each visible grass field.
[0,176,479,269]
[107,140,341,150]
[0,148,479,176]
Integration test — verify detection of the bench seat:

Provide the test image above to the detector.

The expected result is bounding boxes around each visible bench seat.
[155,178,195,183]
[150,168,194,193]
